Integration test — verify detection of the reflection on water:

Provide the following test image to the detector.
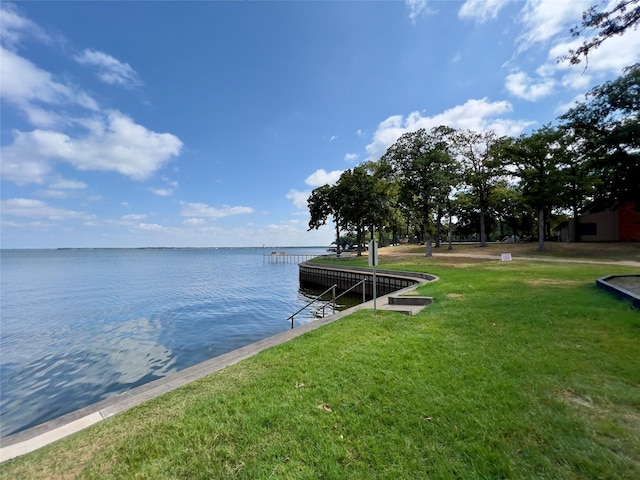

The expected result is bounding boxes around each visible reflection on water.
[0,316,175,435]
[0,247,337,437]
[93,316,176,383]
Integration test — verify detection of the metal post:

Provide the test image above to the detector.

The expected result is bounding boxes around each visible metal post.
[332,285,336,314]
[369,239,378,315]
[373,266,377,315]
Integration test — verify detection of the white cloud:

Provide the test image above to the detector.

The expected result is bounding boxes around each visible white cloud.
[35,190,66,199]
[180,201,254,219]
[138,222,167,231]
[1,111,183,184]
[365,98,534,160]
[516,0,590,51]
[34,178,87,199]
[286,168,345,211]
[554,92,587,115]
[183,218,205,226]
[148,187,173,197]
[500,0,640,116]
[1,198,92,221]
[551,27,640,75]
[405,0,435,24]
[75,49,141,88]
[344,153,358,163]
[329,135,337,142]
[0,45,99,122]
[49,177,87,190]
[0,153,52,185]
[305,169,343,187]
[121,214,148,221]
[0,11,182,187]
[161,176,179,188]
[505,70,556,101]
[513,26,640,101]
[265,219,307,234]
[286,189,310,210]
[558,69,593,91]
[459,0,513,23]
[0,3,52,49]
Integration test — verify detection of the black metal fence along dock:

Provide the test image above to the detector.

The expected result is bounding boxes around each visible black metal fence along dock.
[263,251,320,264]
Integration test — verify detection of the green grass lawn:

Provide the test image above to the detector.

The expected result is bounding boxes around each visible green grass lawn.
[1,257,638,479]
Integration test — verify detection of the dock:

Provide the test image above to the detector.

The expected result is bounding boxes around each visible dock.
[263,251,321,264]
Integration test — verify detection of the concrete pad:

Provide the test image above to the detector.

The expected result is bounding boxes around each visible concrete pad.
[0,412,103,462]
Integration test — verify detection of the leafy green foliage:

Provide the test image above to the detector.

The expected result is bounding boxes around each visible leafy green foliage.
[451,129,503,246]
[380,126,459,255]
[561,64,640,207]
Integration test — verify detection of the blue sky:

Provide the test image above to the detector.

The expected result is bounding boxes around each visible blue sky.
[1,1,639,248]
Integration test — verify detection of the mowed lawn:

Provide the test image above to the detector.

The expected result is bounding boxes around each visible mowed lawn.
[1,251,638,479]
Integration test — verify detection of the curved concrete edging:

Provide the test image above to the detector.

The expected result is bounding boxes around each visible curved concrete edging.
[596,275,640,308]
[0,266,437,463]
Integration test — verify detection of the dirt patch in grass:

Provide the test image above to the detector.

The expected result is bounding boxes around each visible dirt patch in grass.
[431,256,495,264]
[525,279,586,287]
[447,293,464,299]
[382,252,494,265]
[558,389,594,409]
[380,242,640,262]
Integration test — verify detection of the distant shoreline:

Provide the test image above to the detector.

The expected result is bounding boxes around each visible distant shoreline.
[0,246,329,252]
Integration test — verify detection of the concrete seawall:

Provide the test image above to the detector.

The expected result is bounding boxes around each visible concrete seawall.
[299,261,437,297]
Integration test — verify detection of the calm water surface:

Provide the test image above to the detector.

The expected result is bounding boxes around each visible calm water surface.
[0,247,335,437]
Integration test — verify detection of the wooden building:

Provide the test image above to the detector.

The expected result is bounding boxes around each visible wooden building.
[559,202,640,242]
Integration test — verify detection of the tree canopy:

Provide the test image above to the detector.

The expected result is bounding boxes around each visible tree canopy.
[560,64,640,207]
[307,3,639,249]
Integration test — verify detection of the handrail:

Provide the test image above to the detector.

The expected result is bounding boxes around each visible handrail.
[313,278,367,319]
[287,284,336,329]
[334,279,366,304]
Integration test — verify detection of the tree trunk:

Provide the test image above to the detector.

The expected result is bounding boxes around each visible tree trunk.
[335,218,341,256]
[479,208,487,247]
[425,222,433,257]
[537,208,545,252]
[447,212,453,251]
[356,224,363,256]
[572,201,581,242]
[435,207,443,248]
[571,174,581,242]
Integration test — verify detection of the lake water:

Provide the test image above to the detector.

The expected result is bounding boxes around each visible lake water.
[0,247,338,438]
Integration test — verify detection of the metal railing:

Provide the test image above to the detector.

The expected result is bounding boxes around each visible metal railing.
[287,284,336,329]
[334,279,366,305]
[287,279,368,329]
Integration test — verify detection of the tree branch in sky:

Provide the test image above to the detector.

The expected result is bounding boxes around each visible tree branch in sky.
[564,0,640,66]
